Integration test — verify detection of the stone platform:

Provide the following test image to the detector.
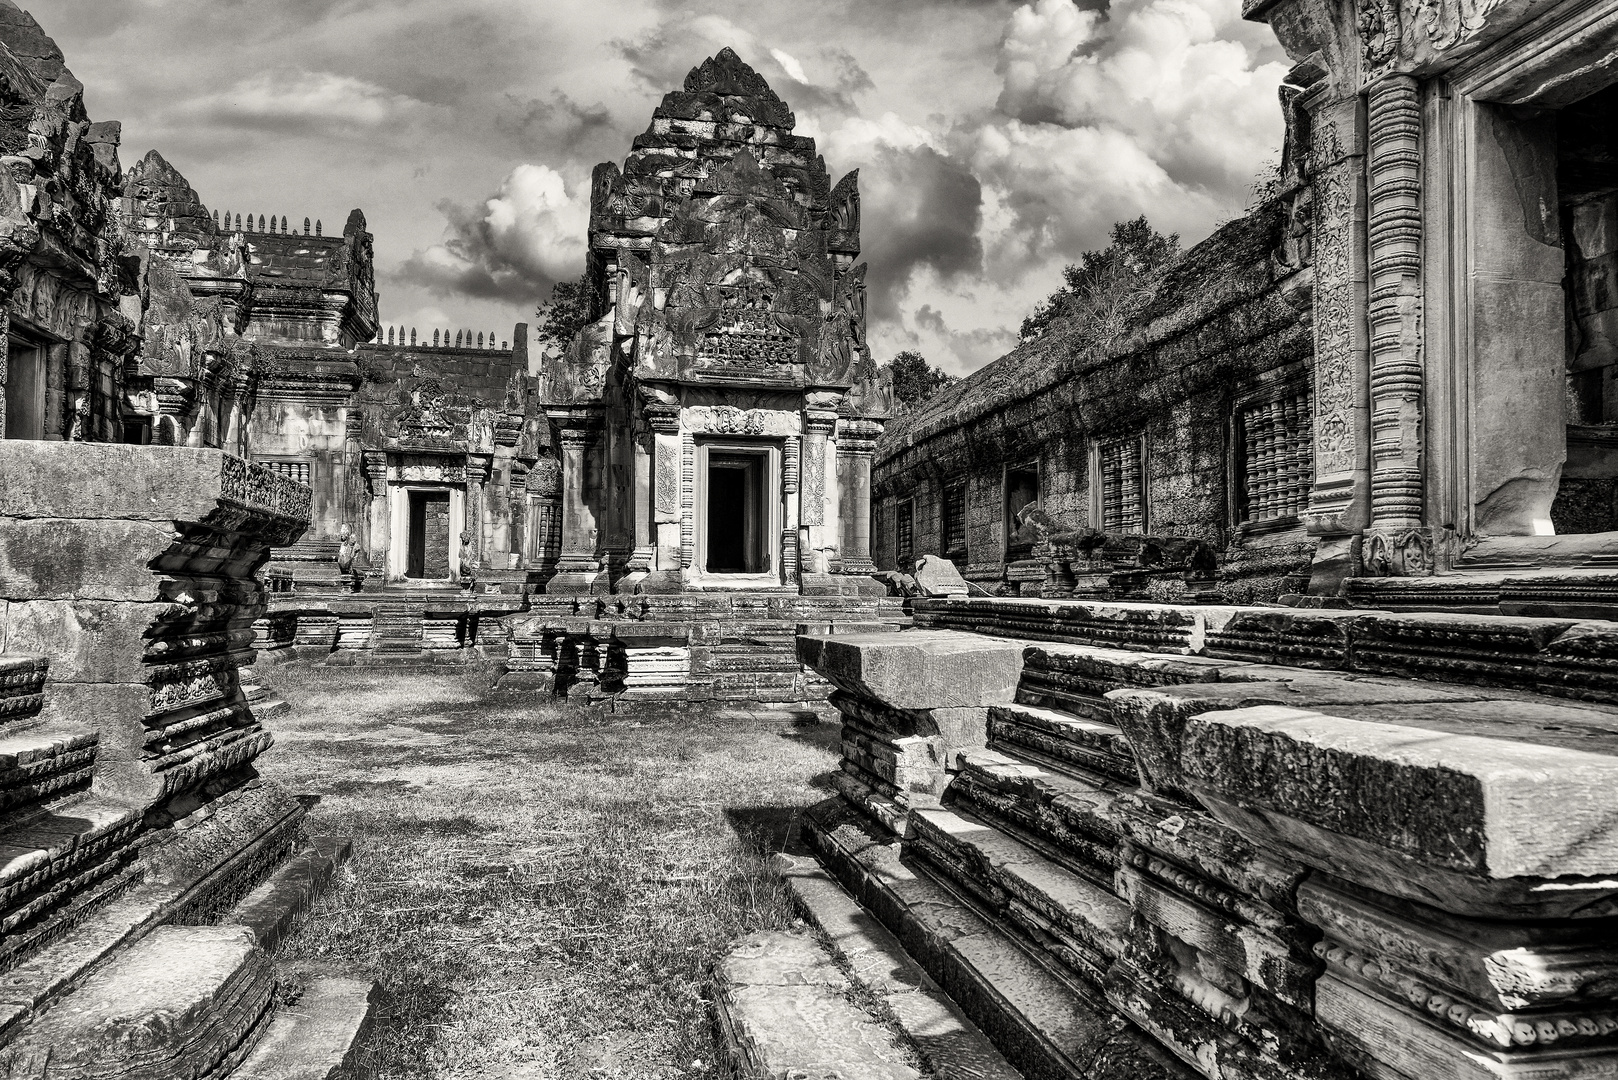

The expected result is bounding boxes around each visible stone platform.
[795,596,1618,1080]
[500,587,908,706]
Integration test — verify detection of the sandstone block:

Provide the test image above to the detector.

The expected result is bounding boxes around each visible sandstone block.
[800,630,1023,710]
[914,554,968,597]
[1182,705,1618,913]
[5,924,273,1079]
[0,519,176,602]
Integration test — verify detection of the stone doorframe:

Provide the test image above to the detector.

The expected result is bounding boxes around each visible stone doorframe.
[1424,0,1618,567]
[689,437,784,587]
[387,482,465,583]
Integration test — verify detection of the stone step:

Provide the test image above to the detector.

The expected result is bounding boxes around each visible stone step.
[0,723,99,816]
[713,930,927,1080]
[225,837,352,954]
[805,797,1191,1080]
[907,804,1133,989]
[772,850,1025,1080]
[949,749,1125,886]
[0,795,143,968]
[987,701,1139,784]
[5,924,275,1080]
[230,975,378,1080]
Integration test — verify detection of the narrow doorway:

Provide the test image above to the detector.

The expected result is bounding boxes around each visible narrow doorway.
[705,452,765,573]
[406,490,452,579]
[5,340,45,441]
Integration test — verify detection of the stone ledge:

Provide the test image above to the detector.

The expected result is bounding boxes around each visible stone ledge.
[799,630,1024,710]
[713,929,926,1080]
[1181,705,1618,915]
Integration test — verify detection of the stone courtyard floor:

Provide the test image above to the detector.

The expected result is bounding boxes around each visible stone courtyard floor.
[259,663,840,1079]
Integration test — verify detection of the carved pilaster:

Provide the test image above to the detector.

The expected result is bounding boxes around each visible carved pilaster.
[801,410,837,529]
[1365,74,1424,535]
[1304,94,1372,544]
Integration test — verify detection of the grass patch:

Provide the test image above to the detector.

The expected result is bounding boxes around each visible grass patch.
[260,664,840,1079]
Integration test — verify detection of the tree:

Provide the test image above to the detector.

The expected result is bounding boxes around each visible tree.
[534,272,595,351]
[1019,216,1181,345]
[889,350,956,411]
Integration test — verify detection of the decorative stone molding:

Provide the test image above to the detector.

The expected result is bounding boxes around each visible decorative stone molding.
[681,404,800,436]
[1366,74,1425,535]
[1361,526,1434,576]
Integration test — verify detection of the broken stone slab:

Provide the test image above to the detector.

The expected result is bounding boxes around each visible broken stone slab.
[225,836,352,954]
[1181,705,1618,917]
[913,554,969,597]
[804,796,1183,1080]
[799,630,1024,710]
[770,851,1024,1080]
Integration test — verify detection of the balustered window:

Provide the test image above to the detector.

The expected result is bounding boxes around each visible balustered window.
[943,480,967,561]
[896,499,915,571]
[257,458,311,486]
[1236,388,1312,525]
[1098,437,1145,534]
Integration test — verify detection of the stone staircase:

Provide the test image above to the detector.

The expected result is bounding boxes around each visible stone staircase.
[0,445,371,1075]
[799,598,1618,1080]
[0,651,371,1078]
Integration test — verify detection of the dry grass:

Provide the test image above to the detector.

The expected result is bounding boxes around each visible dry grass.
[258,663,842,1079]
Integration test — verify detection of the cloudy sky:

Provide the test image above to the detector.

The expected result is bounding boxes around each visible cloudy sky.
[45,0,1291,375]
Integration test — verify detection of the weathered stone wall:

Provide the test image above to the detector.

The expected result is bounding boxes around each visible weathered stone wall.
[874,201,1312,597]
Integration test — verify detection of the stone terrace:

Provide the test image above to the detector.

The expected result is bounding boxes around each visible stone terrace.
[796,597,1618,1080]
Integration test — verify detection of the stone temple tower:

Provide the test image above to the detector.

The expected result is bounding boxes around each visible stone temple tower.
[539,47,892,597]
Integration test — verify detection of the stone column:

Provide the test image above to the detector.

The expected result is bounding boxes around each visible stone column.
[1361,74,1430,575]
[547,413,603,593]
[801,398,840,574]
[363,450,390,577]
[1302,91,1373,590]
[837,417,881,575]
[465,453,491,581]
[647,404,682,586]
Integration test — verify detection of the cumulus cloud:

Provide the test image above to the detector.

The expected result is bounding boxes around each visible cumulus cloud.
[56,0,1290,375]
[399,163,588,302]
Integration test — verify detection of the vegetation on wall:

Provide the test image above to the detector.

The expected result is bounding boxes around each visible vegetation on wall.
[887,350,957,412]
[1018,216,1181,346]
[534,272,595,351]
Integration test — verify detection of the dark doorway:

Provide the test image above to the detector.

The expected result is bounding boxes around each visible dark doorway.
[706,452,766,573]
[5,341,45,441]
[407,490,452,579]
[1556,83,1618,533]
[1005,463,1040,557]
